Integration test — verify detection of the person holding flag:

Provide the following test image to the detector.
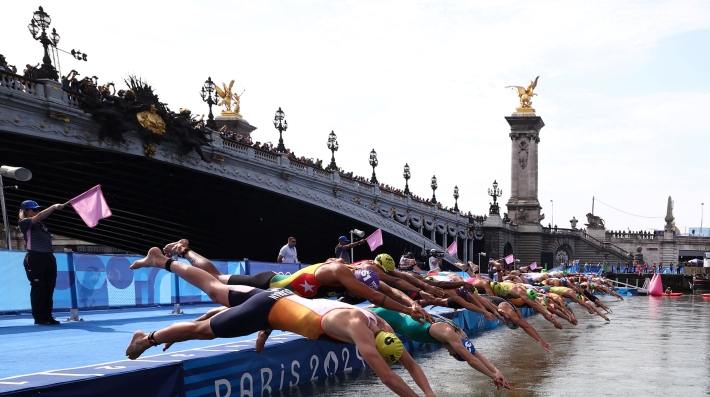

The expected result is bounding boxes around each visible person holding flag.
[18,200,65,325]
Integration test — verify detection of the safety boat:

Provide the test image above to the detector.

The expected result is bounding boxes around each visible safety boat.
[689,274,710,292]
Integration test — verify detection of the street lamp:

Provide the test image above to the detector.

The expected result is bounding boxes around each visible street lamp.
[273,107,288,153]
[69,49,88,62]
[369,149,378,184]
[478,252,487,270]
[430,175,438,204]
[27,6,61,80]
[550,199,554,228]
[0,166,33,250]
[403,164,411,195]
[488,180,503,215]
[453,185,459,212]
[200,77,219,130]
[327,131,339,170]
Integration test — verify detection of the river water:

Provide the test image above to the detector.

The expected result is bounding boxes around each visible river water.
[278,295,710,396]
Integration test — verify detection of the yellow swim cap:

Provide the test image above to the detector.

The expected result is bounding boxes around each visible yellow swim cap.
[375,331,403,365]
[374,254,395,273]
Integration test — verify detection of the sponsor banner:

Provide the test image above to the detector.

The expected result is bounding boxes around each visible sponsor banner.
[183,335,366,397]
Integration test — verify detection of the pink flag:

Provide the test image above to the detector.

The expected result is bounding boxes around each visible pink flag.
[69,185,112,228]
[366,229,383,251]
[504,254,514,264]
[530,262,538,270]
[446,241,457,256]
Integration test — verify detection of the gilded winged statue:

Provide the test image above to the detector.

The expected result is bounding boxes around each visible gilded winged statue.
[216,81,235,113]
[505,76,539,111]
[216,80,245,117]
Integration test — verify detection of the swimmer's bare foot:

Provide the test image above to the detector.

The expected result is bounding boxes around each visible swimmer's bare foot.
[163,239,189,258]
[130,247,167,270]
[126,331,152,359]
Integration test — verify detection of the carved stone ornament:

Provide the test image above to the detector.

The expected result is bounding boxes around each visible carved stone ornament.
[515,207,528,223]
[518,140,529,169]
[585,212,605,229]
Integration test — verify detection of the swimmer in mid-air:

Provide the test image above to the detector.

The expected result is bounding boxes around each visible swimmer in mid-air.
[132,246,433,324]
[367,307,511,390]
[125,287,436,397]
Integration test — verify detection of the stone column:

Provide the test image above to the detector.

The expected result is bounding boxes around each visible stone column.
[505,114,545,226]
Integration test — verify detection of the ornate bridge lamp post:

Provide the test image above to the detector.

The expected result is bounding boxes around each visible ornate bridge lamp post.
[488,180,503,215]
[273,107,288,153]
[453,185,460,212]
[27,7,61,80]
[403,164,411,195]
[430,175,438,204]
[327,131,339,170]
[369,149,379,184]
[200,77,219,130]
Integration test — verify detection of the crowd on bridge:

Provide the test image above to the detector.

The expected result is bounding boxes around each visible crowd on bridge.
[218,128,472,215]
[119,237,626,396]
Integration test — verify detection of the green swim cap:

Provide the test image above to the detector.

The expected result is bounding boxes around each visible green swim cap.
[375,331,403,365]
[526,288,538,300]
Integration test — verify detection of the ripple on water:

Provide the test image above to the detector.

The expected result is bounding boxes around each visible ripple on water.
[278,296,710,397]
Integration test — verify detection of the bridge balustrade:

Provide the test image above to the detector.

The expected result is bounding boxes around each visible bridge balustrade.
[0,70,40,96]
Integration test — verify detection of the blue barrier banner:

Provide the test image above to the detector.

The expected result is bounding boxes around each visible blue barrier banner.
[248,261,305,276]
[183,335,366,397]
[0,251,31,312]
[0,251,313,313]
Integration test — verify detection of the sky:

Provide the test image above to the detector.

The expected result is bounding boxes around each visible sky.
[3,0,710,234]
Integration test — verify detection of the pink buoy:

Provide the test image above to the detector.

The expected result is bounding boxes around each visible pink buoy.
[648,273,664,296]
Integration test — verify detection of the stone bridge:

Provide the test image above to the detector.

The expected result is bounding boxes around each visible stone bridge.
[0,71,476,264]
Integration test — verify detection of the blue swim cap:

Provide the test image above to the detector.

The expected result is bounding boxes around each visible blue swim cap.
[353,269,380,290]
[454,338,476,361]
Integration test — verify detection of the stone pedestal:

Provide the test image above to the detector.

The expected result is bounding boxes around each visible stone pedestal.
[215,115,257,139]
[586,228,606,240]
[505,113,545,225]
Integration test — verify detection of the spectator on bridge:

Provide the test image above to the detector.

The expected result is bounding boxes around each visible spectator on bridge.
[18,200,65,325]
[277,236,298,263]
[0,54,17,74]
[677,262,683,274]
[653,263,657,274]
[334,235,366,263]
[616,261,621,273]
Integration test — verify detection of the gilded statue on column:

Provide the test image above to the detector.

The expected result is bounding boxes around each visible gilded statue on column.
[505,76,539,113]
[216,80,245,118]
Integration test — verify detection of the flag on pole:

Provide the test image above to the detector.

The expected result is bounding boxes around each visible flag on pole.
[366,229,383,251]
[504,254,514,264]
[446,241,457,256]
[69,185,112,228]
[530,262,538,270]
